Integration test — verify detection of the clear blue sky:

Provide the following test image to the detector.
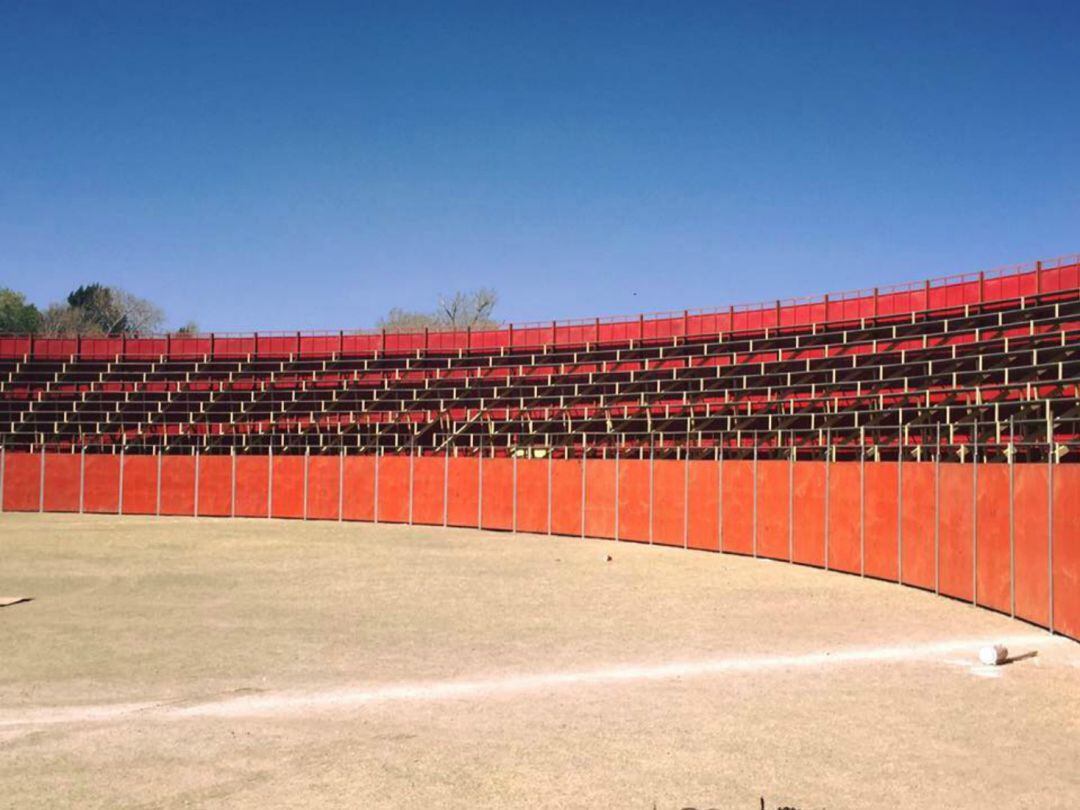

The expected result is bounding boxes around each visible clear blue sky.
[2,1,1078,332]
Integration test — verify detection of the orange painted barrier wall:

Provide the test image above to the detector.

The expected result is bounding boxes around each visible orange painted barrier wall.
[4,451,1078,642]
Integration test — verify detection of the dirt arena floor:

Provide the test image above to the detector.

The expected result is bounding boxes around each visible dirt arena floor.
[1,513,1078,809]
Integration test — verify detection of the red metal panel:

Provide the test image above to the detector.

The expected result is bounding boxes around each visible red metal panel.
[480,457,514,531]
[43,454,80,513]
[2,452,40,512]
[235,455,270,518]
[617,459,650,543]
[196,455,232,517]
[342,456,376,522]
[938,464,975,602]
[584,459,616,539]
[1052,464,1080,640]
[900,462,935,590]
[306,455,341,521]
[755,460,789,560]
[122,453,157,516]
[864,463,899,582]
[376,455,409,524]
[446,457,479,528]
[827,463,861,574]
[651,460,686,548]
[270,455,304,519]
[82,457,120,514]
[515,459,548,535]
[792,461,826,567]
[1013,464,1049,627]
[721,460,753,555]
[550,459,583,537]
[975,464,1010,614]
[687,460,719,552]
[412,456,445,526]
[160,455,196,516]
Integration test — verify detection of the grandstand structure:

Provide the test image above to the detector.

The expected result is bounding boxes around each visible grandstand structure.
[1,256,1078,461]
[1,255,1078,641]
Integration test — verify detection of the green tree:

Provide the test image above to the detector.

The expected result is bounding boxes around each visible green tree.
[0,288,42,334]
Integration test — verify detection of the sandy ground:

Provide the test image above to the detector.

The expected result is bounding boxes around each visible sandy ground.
[0,513,1077,809]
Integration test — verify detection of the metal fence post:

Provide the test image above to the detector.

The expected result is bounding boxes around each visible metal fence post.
[38,449,45,513]
[79,447,86,515]
[268,446,274,519]
[751,440,758,558]
[443,449,449,528]
[579,443,586,539]
[972,428,978,606]
[824,430,831,571]
[1048,433,1055,634]
[408,448,414,526]
[546,450,552,535]
[859,434,865,578]
[231,450,237,519]
[478,443,484,529]
[118,449,126,516]
[1008,431,1015,619]
[338,448,344,522]
[0,446,6,513]
[648,444,654,545]
[614,452,620,542]
[192,449,199,518]
[683,446,690,550]
[934,425,941,596]
[512,452,518,534]
[373,450,380,524]
[717,446,723,553]
[303,448,310,520]
[156,448,162,517]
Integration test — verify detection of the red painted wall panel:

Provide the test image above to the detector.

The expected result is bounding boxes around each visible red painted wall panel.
[792,461,826,567]
[376,455,409,524]
[43,454,80,513]
[900,462,935,590]
[515,459,549,535]
[306,455,341,521]
[827,463,862,574]
[864,463,899,582]
[235,455,270,518]
[82,457,120,514]
[1012,464,1049,627]
[196,455,232,517]
[270,455,304,519]
[938,464,975,602]
[584,459,616,539]
[687,460,719,552]
[160,455,196,516]
[1052,464,1080,639]
[480,457,514,531]
[651,460,686,548]
[756,460,789,561]
[412,456,446,526]
[617,459,650,542]
[342,456,376,522]
[975,464,1011,614]
[721,460,753,555]
[446,457,479,528]
[122,453,157,516]
[3,452,40,512]
[550,459,583,537]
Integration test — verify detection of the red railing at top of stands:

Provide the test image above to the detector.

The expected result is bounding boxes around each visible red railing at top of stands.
[1,254,1078,361]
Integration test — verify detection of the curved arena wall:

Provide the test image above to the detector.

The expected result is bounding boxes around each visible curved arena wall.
[3,450,1077,641]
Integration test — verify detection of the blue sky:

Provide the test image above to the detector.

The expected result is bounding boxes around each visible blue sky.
[2,1,1078,332]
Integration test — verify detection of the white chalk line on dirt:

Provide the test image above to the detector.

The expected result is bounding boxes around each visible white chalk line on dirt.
[0,633,1063,728]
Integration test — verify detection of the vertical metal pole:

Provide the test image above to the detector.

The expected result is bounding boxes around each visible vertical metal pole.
[859,441,865,578]
[787,439,794,563]
[408,448,414,525]
[39,449,45,513]
[546,450,552,535]
[1008,439,1015,619]
[338,448,344,522]
[303,449,309,520]
[717,447,723,553]
[1048,432,1055,634]
[118,449,126,515]
[192,450,199,518]
[751,441,758,558]
[897,429,903,584]
[231,450,237,519]
[373,450,380,524]
[972,428,979,606]
[267,446,274,519]
[648,444,654,545]
[934,425,941,596]
[579,444,586,539]
[79,447,86,514]
[614,452,620,542]
[0,446,5,513]
[156,448,162,517]
[442,449,449,528]
[512,453,518,534]
[824,431,831,571]
[683,447,690,550]
[478,443,484,529]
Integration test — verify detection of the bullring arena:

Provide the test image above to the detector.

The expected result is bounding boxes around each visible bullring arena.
[2,258,1079,808]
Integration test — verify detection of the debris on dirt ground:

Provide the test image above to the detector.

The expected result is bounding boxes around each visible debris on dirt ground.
[604,554,613,562]
[0,597,32,608]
